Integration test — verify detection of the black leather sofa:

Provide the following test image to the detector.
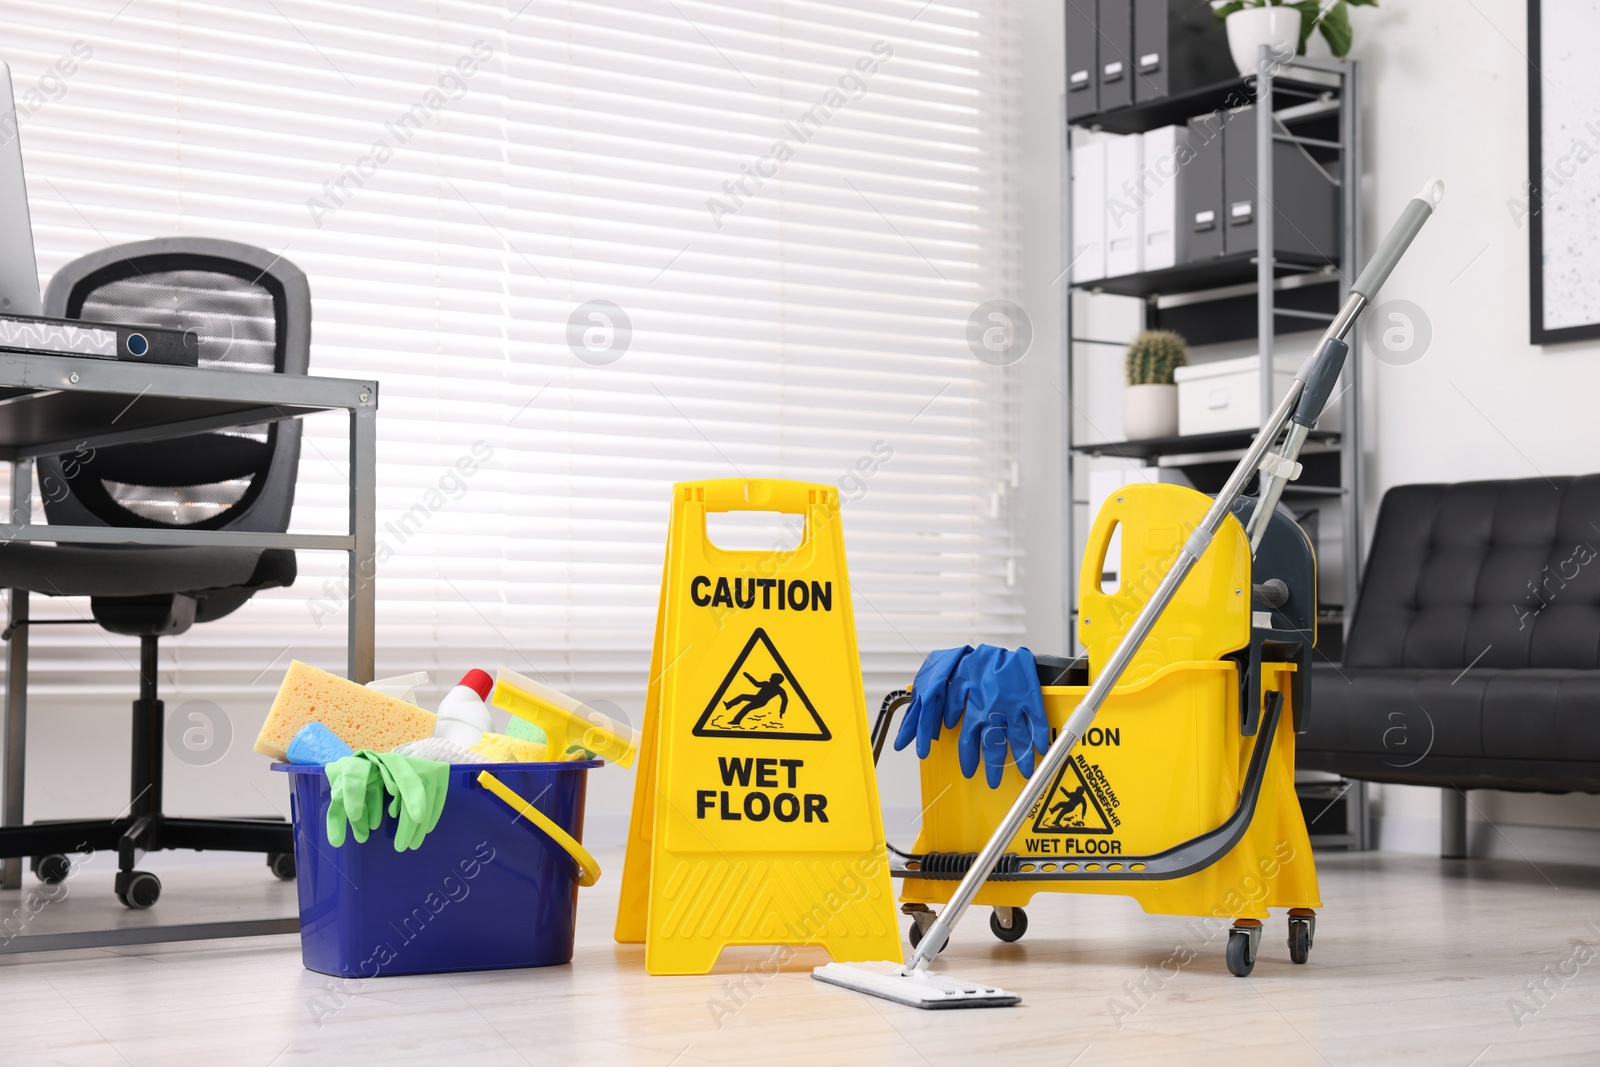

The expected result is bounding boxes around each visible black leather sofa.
[1299,475,1600,795]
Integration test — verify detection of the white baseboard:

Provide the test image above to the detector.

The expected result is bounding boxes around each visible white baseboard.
[1375,814,1600,867]
[1371,814,1438,855]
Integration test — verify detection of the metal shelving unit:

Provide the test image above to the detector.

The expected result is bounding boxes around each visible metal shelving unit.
[1060,55,1369,850]
[1062,55,1363,662]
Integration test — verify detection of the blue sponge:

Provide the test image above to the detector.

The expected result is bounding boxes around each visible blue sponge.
[287,721,355,765]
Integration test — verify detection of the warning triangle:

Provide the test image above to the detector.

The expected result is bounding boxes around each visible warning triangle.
[692,628,830,741]
[1029,756,1114,834]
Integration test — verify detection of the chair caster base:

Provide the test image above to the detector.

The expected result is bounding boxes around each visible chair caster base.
[115,869,161,910]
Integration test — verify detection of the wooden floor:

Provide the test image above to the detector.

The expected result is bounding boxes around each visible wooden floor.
[3,849,1599,1065]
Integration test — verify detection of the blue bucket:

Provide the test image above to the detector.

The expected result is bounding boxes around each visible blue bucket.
[275,760,602,978]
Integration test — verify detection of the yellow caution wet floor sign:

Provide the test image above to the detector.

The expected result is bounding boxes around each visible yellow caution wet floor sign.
[615,478,900,975]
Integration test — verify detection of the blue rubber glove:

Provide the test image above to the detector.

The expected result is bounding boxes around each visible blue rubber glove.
[956,646,1051,789]
[893,646,973,758]
[947,644,1002,748]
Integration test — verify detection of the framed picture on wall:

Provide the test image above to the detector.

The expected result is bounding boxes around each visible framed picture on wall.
[1528,0,1600,345]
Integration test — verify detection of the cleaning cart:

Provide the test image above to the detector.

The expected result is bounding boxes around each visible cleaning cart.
[817,179,1445,1006]
[873,480,1321,976]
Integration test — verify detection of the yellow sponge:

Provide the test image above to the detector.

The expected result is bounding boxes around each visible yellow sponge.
[468,732,548,763]
[254,660,437,761]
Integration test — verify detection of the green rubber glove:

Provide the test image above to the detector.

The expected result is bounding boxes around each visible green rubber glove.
[407,757,450,851]
[325,751,449,851]
[325,754,386,846]
[371,752,450,852]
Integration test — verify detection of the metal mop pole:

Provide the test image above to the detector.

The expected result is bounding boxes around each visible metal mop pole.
[1247,180,1446,550]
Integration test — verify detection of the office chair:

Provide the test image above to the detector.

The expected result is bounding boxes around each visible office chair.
[0,238,308,908]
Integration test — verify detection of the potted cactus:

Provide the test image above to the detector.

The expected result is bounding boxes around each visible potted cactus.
[1123,330,1188,440]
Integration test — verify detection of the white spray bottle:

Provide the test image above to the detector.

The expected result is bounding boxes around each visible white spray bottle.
[432,669,494,746]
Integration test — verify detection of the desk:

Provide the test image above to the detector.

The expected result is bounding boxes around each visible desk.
[0,351,377,892]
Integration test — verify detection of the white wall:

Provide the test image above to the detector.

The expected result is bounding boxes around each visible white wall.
[1018,0,1068,657]
[1018,0,1600,862]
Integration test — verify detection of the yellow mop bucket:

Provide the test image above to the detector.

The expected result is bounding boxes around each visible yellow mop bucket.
[889,483,1320,976]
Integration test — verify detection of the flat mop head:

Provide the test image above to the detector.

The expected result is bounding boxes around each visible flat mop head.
[812,961,1020,1009]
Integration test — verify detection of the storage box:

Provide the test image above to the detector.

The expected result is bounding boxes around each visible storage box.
[1223,106,1340,262]
[1071,140,1106,283]
[1131,0,1237,105]
[1174,355,1342,436]
[1141,126,1180,271]
[1104,134,1143,277]
[1180,113,1225,263]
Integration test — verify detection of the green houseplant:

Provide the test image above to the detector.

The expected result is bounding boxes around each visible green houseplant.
[1123,330,1189,440]
[1213,0,1377,77]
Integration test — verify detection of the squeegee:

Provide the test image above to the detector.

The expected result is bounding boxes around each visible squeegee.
[813,178,1445,1009]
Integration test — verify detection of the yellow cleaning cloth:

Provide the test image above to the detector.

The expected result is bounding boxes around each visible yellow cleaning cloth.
[468,732,549,763]
[254,660,438,761]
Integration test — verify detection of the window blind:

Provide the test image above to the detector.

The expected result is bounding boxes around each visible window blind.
[3,0,1023,727]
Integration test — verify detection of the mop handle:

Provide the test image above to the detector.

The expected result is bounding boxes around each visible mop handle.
[904,180,1445,974]
[1352,179,1445,301]
[1247,178,1444,550]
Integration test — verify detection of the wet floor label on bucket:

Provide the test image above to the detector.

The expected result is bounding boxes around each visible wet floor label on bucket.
[1024,754,1125,855]
[1030,755,1120,834]
[615,478,901,975]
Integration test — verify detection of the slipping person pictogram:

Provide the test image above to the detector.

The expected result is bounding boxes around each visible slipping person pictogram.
[1029,757,1115,834]
[724,672,789,726]
[693,627,831,741]
[1044,782,1089,828]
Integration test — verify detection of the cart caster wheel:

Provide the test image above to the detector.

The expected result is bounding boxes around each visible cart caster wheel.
[116,871,161,910]
[268,852,296,881]
[1226,929,1257,977]
[989,907,1028,943]
[1288,918,1312,964]
[33,854,71,885]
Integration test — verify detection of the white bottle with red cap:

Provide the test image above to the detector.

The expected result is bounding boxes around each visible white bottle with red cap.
[432,669,494,747]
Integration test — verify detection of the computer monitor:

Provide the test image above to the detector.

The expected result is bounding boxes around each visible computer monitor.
[0,61,42,316]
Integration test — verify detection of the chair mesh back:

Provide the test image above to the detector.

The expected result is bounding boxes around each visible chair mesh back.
[77,270,278,526]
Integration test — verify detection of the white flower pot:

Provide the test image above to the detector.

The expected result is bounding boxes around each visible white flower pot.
[1123,384,1179,441]
[1226,7,1302,78]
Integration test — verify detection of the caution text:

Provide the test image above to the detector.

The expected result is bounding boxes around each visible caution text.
[690,576,833,612]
